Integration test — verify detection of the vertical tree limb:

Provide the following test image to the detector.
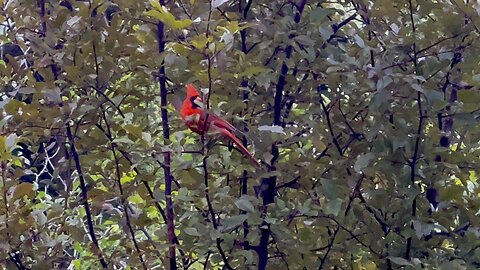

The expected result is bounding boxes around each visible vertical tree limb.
[239,0,254,240]
[96,123,190,267]
[156,0,178,267]
[199,3,233,268]
[102,112,147,270]
[257,1,307,269]
[37,0,47,36]
[66,125,108,269]
[1,162,27,270]
[405,0,423,260]
[202,154,234,270]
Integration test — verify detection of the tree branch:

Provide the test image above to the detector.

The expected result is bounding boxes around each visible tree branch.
[405,0,422,259]
[258,1,307,269]
[101,111,147,269]
[66,125,108,268]
[156,0,178,267]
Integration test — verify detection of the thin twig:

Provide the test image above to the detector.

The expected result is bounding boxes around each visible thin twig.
[405,0,422,259]
[102,111,147,269]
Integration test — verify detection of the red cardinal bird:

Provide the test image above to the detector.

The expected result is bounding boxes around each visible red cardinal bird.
[180,84,260,167]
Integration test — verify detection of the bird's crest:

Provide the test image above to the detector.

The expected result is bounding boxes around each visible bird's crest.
[186,84,201,98]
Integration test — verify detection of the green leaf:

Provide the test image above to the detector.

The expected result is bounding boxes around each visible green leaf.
[177,187,193,201]
[12,183,35,201]
[294,35,315,46]
[4,99,25,114]
[320,178,339,200]
[184,227,201,236]
[191,34,211,50]
[412,220,434,238]
[424,89,444,105]
[113,137,135,144]
[237,66,267,78]
[439,185,464,201]
[235,197,255,212]
[388,257,413,267]
[212,0,229,9]
[237,250,255,264]
[324,198,343,216]
[354,153,374,172]
[221,215,248,231]
[0,136,5,153]
[128,194,145,204]
[354,34,365,48]
[309,7,333,22]
[73,259,81,269]
[120,173,135,184]
[258,125,285,134]
[439,259,467,270]
[124,124,143,138]
[146,4,192,29]
[458,90,480,103]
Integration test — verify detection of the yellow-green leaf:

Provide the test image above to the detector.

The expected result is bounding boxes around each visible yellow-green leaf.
[73,259,81,269]
[12,183,35,201]
[128,194,145,204]
[237,66,266,78]
[121,172,136,185]
[145,5,192,29]
[0,136,6,153]
[191,34,212,50]
[4,99,26,115]
[124,124,143,138]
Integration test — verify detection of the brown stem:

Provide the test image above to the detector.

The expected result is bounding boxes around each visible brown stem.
[37,0,47,36]
[318,227,340,269]
[202,154,233,269]
[238,0,254,241]
[66,125,108,268]
[405,0,422,260]
[199,4,233,268]
[102,112,147,269]
[258,1,307,269]
[156,0,178,267]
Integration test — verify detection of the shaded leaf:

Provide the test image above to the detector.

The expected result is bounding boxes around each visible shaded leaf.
[354,153,374,172]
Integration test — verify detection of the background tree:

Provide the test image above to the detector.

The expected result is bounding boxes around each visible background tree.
[1,0,480,269]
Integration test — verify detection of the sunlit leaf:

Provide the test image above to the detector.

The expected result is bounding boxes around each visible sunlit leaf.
[212,0,229,9]
[258,125,285,134]
[146,3,192,29]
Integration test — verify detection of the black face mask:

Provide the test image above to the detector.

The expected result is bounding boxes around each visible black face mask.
[190,96,202,108]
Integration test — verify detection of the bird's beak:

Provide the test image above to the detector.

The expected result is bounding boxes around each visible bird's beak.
[193,97,204,109]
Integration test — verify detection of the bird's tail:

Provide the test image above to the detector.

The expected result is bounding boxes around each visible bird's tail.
[219,128,260,167]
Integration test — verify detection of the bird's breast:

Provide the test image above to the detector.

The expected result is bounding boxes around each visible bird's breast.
[184,113,201,123]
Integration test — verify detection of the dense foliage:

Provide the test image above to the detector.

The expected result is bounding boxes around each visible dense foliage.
[1,0,480,269]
